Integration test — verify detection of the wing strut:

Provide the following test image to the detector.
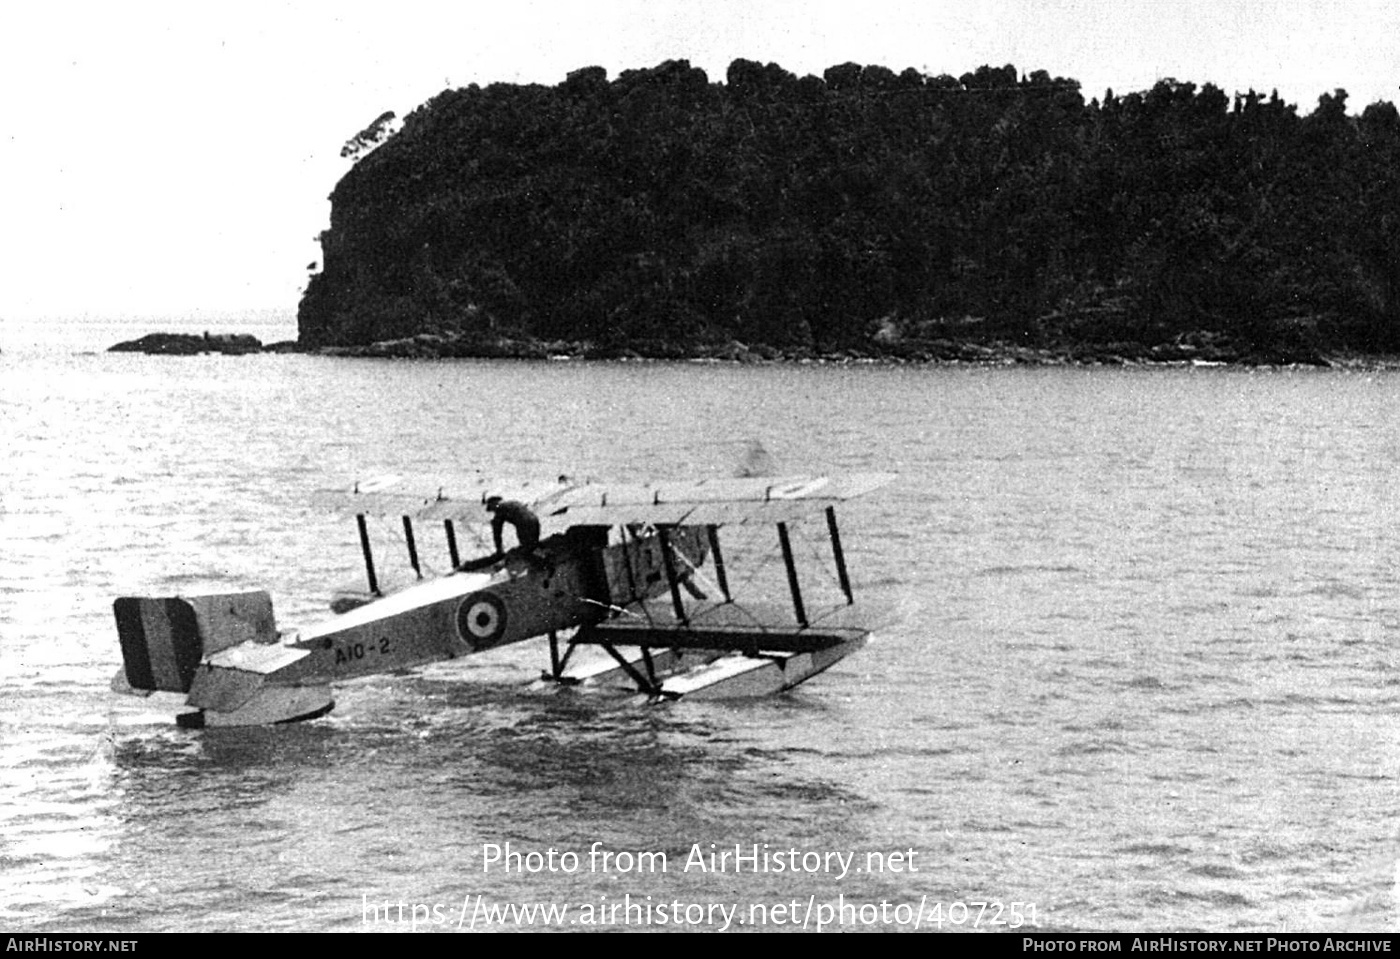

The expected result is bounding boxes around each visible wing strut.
[826,506,853,605]
[619,526,643,604]
[777,522,808,628]
[657,527,689,626]
[444,520,461,568]
[402,516,422,578]
[706,525,732,603]
[356,514,381,596]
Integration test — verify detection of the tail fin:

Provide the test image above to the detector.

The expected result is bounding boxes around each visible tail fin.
[113,591,277,694]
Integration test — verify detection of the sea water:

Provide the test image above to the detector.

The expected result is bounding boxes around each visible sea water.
[1,347,1396,932]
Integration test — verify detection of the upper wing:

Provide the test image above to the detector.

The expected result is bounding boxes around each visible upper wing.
[316,473,894,528]
[531,473,895,527]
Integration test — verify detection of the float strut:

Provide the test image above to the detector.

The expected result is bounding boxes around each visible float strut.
[403,516,422,578]
[544,631,579,684]
[777,522,807,628]
[826,506,853,605]
[356,514,381,596]
[641,647,659,688]
[599,640,661,696]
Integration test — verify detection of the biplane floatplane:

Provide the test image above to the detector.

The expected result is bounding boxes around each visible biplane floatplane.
[112,473,894,727]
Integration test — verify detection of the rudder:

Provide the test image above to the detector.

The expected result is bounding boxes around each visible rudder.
[115,597,203,692]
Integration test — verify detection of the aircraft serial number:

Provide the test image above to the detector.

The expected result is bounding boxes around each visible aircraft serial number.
[334,637,391,665]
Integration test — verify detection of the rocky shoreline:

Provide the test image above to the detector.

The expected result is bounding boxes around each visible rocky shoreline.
[296,329,1344,367]
[108,329,1400,369]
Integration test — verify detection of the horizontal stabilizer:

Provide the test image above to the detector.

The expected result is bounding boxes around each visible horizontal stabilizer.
[186,642,313,712]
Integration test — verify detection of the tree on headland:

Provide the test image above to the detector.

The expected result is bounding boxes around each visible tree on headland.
[299,61,1400,361]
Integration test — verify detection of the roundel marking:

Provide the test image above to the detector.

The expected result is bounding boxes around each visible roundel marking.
[457,592,508,648]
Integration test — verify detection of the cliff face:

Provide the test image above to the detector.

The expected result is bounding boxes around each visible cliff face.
[298,60,1400,356]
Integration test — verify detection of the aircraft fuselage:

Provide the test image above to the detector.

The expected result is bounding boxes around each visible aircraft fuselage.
[278,525,707,685]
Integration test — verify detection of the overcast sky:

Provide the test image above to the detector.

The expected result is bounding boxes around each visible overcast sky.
[2,0,1396,329]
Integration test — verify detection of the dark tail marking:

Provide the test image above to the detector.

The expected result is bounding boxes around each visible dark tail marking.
[113,597,203,692]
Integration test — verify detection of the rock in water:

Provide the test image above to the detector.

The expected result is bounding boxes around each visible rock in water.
[108,333,264,355]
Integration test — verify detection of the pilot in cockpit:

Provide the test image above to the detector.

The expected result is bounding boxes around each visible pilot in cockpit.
[485,496,551,574]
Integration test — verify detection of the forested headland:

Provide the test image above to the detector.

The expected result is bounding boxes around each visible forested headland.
[297,60,1400,365]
